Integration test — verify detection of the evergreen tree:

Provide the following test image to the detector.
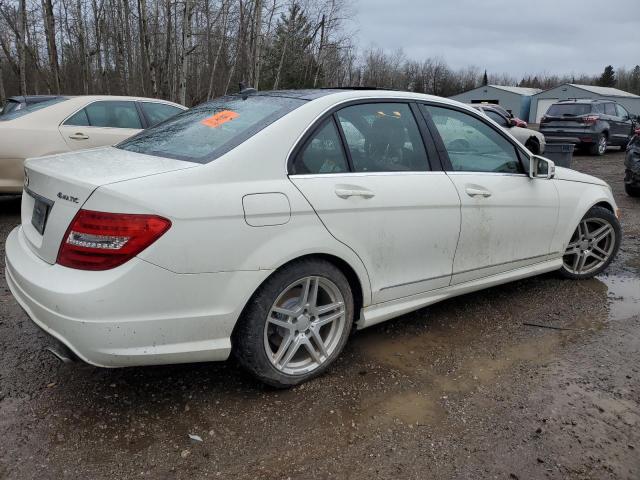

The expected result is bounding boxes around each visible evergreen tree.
[482,70,488,86]
[598,65,616,87]
[630,65,640,95]
[264,4,317,90]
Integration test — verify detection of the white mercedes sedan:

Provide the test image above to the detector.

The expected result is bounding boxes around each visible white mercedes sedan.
[0,95,185,194]
[5,89,621,387]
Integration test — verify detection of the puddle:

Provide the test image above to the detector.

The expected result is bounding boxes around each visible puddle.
[598,274,640,320]
[361,391,443,426]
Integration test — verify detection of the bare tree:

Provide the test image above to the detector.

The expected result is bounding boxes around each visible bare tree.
[178,0,193,104]
[18,0,27,94]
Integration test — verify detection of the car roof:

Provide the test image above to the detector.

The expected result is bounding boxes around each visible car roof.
[7,95,63,103]
[555,99,611,104]
[237,87,467,108]
[8,94,185,108]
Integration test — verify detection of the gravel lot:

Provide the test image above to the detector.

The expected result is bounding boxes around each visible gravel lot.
[1,149,638,480]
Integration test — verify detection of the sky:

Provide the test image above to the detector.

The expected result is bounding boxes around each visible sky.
[353,0,639,78]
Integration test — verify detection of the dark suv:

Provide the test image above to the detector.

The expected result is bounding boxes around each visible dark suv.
[625,127,640,197]
[540,99,637,156]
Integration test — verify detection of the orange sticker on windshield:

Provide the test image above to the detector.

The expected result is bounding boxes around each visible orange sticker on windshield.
[201,110,239,128]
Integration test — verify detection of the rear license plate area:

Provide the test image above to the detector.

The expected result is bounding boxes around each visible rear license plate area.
[27,190,54,235]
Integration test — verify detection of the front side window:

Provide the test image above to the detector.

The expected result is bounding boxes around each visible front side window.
[291,119,349,174]
[141,102,184,127]
[84,101,142,129]
[616,104,629,119]
[336,103,429,172]
[424,105,523,174]
[118,95,305,163]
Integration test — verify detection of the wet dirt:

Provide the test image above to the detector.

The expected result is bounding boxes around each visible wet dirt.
[0,150,639,479]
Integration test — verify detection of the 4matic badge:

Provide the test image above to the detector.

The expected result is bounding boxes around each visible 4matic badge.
[57,192,79,203]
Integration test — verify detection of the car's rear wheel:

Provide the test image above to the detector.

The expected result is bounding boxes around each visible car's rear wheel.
[559,206,620,279]
[625,183,640,197]
[589,133,607,156]
[233,259,354,388]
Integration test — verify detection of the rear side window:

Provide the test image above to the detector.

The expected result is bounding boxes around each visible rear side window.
[546,103,591,117]
[594,103,606,114]
[336,103,429,172]
[141,102,184,127]
[292,119,349,174]
[604,103,616,116]
[64,109,91,126]
[118,95,305,163]
[85,101,142,129]
[0,97,68,121]
[484,110,509,127]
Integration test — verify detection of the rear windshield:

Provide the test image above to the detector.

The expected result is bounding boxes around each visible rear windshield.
[117,95,306,163]
[0,97,68,121]
[546,103,591,117]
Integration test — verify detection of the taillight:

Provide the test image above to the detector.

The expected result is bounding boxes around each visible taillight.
[57,210,171,271]
[582,115,599,125]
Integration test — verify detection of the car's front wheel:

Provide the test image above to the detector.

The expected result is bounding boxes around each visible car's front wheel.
[233,259,354,388]
[559,206,621,279]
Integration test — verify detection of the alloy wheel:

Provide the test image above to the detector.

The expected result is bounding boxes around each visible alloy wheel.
[563,217,616,275]
[264,276,346,375]
[598,135,607,155]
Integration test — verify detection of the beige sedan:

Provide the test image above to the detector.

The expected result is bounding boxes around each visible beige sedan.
[0,95,185,194]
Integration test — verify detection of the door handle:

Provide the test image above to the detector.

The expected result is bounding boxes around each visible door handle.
[69,133,89,140]
[465,187,492,198]
[335,188,375,199]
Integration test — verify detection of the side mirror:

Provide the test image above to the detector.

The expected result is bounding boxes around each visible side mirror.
[529,155,555,179]
[509,118,518,127]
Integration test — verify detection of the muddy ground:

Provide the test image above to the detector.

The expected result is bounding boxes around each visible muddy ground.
[0,150,638,480]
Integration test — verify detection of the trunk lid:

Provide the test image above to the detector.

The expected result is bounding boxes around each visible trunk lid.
[21,146,197,264]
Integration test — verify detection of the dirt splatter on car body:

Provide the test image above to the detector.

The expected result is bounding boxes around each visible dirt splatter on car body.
[0,150,638,479]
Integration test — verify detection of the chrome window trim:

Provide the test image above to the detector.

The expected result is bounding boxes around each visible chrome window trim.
[289,171,448,179]
[445,171,529,178]
[286,96,440,176]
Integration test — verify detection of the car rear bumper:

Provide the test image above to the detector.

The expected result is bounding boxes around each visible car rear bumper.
[5,226,270,367]
[541,131,599,145]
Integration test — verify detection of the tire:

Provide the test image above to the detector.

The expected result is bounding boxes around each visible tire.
[626,183,640,197]
[589,133,607,156]
[559,206,621,280]
[233,258,354,388]
[525,138,540,155]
